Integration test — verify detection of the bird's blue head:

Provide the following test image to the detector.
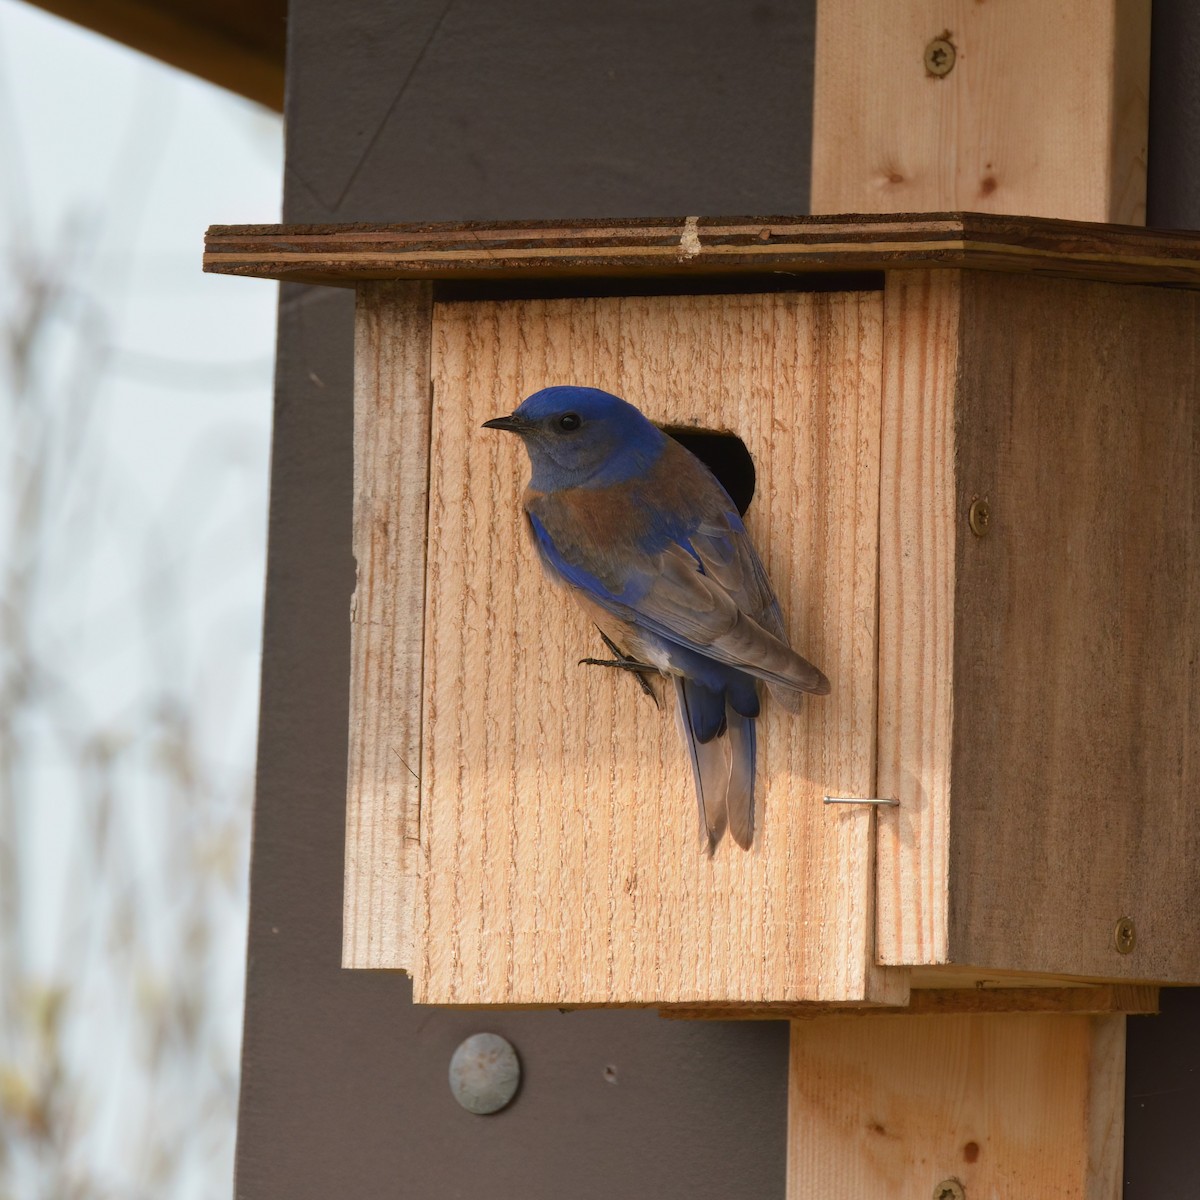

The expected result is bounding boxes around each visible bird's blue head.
[483,385,668,492]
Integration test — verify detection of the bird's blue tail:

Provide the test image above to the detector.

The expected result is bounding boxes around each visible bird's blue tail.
[724,708,756,850]
[673,677,758,852]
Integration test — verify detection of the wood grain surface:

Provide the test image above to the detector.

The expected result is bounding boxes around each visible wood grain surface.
[875,269,1200,986]
[875,271,960,968]
[947,272,1200,983]
[341,283,432,970]
[343,270,1200,993]
[415,290,908,1005]
[667,983,1157,1022]
[202,211,1200,288]
[812,0,1150,225]
[787,1013,1126,1199]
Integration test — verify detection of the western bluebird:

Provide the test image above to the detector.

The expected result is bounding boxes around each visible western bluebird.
[484,385,829,851]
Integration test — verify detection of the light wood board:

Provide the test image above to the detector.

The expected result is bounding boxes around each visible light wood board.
[812,0,1150,225]
[875,271,960,968]
[416,290,908,1005]
[342,282,432,970]
[787,1012,1125,1199]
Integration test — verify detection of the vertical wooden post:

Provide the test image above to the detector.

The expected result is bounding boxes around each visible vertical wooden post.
[796,2,1151,1196]
[788,1014,1125,1199]
[812,0,1150,224]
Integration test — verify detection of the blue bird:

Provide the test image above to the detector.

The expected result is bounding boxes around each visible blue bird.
[483,385,830,851]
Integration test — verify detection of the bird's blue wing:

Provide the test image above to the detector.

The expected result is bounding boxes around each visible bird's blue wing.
[526,506,828,696]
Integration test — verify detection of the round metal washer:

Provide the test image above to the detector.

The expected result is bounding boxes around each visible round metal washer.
[449,1032,521,1114]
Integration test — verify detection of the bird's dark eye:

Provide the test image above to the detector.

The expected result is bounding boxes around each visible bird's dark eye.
[557,413,581,432]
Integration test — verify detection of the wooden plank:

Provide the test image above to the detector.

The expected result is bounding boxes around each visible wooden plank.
[906,965,1145,991]
[341,282,433,971]
[875,271,959,968]
[202,212,1200,289]
[665,984,1158,1021]
[812,0,1150,225]
[787,1013,1126,1200]
[946,272,1200,983]
[415,290,908,1005]
[1086,1015,1128,1200]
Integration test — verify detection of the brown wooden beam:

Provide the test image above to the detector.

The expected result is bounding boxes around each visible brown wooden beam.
[24,0,285,111]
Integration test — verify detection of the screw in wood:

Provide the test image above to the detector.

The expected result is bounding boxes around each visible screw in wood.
[968,498,990,537]
[924,35,957,77]
[1114,916,1137,954]
[933,1181,966,1200]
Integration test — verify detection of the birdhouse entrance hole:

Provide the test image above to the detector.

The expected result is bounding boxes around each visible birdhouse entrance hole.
[660,427,755,516]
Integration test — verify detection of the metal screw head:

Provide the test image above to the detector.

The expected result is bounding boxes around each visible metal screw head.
[934,1180,966,1200]
[1114,916,1137,955]
[968,498,990,537]
[925,36,956,77]
[449,1033,521,1114]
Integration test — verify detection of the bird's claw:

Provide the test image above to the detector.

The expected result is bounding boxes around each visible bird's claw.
[577,656,657,673]
[581,630,660,703]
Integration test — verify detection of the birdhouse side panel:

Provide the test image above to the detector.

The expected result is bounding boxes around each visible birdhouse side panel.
[343,281,433,971]
[416,290,892,1006]
[949,272,1200,983]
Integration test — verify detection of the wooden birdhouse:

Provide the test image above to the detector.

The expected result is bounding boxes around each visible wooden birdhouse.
[206,214,1200,1014]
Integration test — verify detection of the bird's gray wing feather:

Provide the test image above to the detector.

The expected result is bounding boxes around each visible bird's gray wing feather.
[631,542,830,695]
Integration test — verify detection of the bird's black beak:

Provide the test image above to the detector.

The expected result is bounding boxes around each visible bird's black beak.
[482,414,527,433]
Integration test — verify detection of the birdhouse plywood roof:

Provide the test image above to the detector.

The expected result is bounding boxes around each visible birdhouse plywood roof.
[204,211,1200,288]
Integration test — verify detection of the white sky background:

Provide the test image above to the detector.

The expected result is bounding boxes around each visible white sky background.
[0,1,281,1195]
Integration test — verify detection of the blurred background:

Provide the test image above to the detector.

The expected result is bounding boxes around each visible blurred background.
[0,1,281,1195]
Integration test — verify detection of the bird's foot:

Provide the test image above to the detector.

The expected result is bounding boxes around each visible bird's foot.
[578,656,660,703]
[581,630,660,703]
[577,656,659,674]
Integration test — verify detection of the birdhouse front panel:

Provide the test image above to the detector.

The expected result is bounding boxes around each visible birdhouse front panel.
[415,290,901,1006]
